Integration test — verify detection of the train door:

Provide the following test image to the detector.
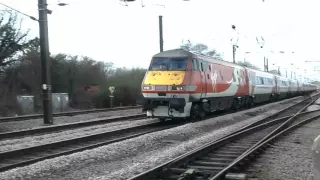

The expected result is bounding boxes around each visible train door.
[199,60,207,98]
[275,76,279,95]
[247,70,253,96]
[234,68,240,96]
[240,68,249,95]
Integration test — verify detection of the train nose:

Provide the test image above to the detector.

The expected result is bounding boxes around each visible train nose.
[143,71,185,85]
[169,98,186,110]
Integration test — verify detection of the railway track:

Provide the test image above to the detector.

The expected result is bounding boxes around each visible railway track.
[0,94,317,173]
[129,93,320,180]
[0,114,146,140]
[0,118,182,172]
[0,105,142,123]
[0,94,304,140]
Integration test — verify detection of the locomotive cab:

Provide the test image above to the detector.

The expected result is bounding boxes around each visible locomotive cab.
[141,49,195,120]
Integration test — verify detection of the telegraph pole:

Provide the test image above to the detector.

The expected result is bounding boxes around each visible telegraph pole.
[264,57,269,72]
[231,25,238,63]
[159,15,163,52]
[232,45,236,63]
[38,0,53,124]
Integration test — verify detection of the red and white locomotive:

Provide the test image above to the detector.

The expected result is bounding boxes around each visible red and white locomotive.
[140,49,318,120]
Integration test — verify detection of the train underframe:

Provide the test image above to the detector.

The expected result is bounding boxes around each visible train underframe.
[141,90,314,121]
[141,94,250,121]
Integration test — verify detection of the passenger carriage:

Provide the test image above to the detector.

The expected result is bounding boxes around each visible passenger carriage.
[245,68,277,103]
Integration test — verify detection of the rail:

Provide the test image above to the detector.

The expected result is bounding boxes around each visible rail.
[128,92,320,180]
[0,105,142,123]
[0,114,146,140]
[0,118,181,172]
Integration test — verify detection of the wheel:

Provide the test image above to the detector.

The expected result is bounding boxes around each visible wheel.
[231,99,238,112]
[190,103,205,121]
[269,95,273,102]
[247,97,254,108]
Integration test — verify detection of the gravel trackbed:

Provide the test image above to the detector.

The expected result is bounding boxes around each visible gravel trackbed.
[0,118,156,152]
[0,97,303,180]
[245,113,320,180]
[0,108,143,133]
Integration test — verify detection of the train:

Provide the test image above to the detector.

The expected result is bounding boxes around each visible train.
[140,49,318,121]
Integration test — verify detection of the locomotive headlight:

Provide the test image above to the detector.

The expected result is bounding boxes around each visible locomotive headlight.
[142,85,152,90]
[172,86,184,91]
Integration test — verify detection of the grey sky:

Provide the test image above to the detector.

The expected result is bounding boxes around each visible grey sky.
[1,0,320,81]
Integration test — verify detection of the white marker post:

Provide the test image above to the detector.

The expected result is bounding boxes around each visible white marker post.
[109,86,115,108]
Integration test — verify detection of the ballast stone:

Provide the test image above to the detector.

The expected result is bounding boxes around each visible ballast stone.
[306,105,320,112]
[315,97,320,105]
[312,135,320,180]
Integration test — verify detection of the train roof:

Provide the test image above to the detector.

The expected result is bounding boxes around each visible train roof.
[191,51,245,69]
[153,49,318,87]
[244,67,275,77]
[274,74,291,81]
[153,49,245,69]
[153,49,191,58]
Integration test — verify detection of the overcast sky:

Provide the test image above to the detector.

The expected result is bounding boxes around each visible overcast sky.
[1,0,320,81]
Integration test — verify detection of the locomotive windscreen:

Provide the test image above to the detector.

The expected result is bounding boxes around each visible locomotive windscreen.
[149,57,188,71]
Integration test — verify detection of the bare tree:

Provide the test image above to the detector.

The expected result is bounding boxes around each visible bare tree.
[180,41,223,60]
[0,12,36,68]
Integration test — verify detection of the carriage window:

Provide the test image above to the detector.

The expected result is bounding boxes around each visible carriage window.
[200,62,204,71]
[149,57,188,70]
[250,75,255,84]
[208,64,211,71]
[257,77,262,84]
[192,59,199,70]
[202,62,208,71]
[283,81,287,86]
